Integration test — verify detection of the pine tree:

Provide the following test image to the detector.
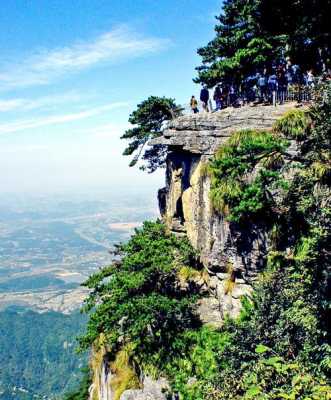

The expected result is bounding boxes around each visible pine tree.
[195,0,281,86]
[121,96,180,173]
[196,0,331,87]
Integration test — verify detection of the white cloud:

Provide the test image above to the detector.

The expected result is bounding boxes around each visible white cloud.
[0,26,170,90]
[0,98,25,112]
[0,92,82,112]
[0,102,129,134]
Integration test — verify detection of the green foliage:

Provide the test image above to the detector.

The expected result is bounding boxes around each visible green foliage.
[79,221,203,395]
[207,129,288,222]
[165,326,231,400]
[196,0,331,85]
[179,86,331,399]
[274,109,311,140]
[196,0,278,85]
[241,354,330,399]
[81,86,331,399]
[0,308,87,400]
[121,96,181,173]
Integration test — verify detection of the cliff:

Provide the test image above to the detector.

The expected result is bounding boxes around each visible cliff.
[86,101,331,400]
[152,103,298,320]
[89,338,168,400]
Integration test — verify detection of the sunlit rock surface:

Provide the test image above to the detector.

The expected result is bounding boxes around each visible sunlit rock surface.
[153,103,299,320]
[91,104,302,400]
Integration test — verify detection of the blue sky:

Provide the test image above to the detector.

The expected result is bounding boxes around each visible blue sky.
[0,0,220,194]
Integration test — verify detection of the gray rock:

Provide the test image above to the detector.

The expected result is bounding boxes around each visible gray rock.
[197,297,223,327]
[120,377,169,400]
[150,103,298,155]
[154,103,300,320]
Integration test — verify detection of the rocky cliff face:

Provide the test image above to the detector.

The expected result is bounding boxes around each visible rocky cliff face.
[89,341,169,400]
[90,103,299,400]
[152,103,297,319]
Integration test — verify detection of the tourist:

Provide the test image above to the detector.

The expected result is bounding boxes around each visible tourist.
[190,95,199,114]
[268,71,278,104]
[292,64,303,85]
[213,84,223,111]
[200,85,210,112]
[257,71,267,103]
[243,75,257,103]
[221,84,230,107]
[229,85,237,106]
[306,69,315,87]
[277,67,288,104]
[285,66,293,88]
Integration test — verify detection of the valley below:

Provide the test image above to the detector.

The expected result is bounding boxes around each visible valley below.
[0,191,158,313]
[0,190,158,399]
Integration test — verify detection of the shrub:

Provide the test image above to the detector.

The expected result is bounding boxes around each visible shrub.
[207,129,288,221]
[79,221,203,397]
[274,109,311,139]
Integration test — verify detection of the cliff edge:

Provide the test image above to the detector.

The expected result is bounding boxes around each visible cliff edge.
[152,103,299,320]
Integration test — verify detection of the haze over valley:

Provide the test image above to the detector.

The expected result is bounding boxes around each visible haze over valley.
[0,189,158,313]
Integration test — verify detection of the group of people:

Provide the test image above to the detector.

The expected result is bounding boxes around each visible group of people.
[190,63,331,114]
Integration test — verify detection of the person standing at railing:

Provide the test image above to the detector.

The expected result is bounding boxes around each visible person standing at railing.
[213,84,223,111]
[200,85,210,112]
[268,71,278,105]
[229,85,237,106]
[257,71,267,103]
[285,63,293,85]
[291,64,304,103]
[190,95,199,114]
[305,70,315,87]
[277,66,288,105]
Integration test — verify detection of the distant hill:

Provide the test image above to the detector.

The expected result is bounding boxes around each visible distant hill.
[0,307,87,400]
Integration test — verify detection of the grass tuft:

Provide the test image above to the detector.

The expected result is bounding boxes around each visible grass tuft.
[274,109,310,139]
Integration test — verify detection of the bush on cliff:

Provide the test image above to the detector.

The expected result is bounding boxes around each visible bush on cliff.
[274,109,311,140]
[78,221,206,396]
[206,129,288,222]
[121,96,181,173]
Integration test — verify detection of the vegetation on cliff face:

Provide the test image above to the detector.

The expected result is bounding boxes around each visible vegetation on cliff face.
[77,85,331,399]
[152,89,331,399]
[206,129,289,222]
[78,221,205,398]
[121,96,180,173]
[196,0,331,86]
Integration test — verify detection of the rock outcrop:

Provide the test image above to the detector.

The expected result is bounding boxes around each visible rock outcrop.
[152,103,297,319]
[89,341,169,400]
[90,103,300,400]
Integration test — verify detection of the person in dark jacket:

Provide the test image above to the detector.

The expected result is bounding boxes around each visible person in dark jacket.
[268,72,278,104]
[277,67,288,104]
[200,85,210,112]
[257,71,267,103]
[213,84,222,111]
[229,85,237,106]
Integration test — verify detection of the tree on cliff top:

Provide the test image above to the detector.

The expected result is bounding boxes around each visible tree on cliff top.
[121,96,181,173]
[196,0,331,86]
